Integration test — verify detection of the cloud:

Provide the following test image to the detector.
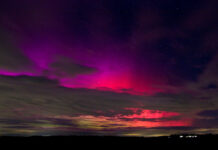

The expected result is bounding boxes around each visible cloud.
[44,57,98,78]
[0,75,216,135]
[194,118,218,128]
[0,0,217,136]
[197,54,218,86]
[197,109,218,118]
[191,109,218,128]
[0,30,34,72]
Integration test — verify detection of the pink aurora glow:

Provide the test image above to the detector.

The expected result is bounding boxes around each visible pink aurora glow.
[0,39,168,95]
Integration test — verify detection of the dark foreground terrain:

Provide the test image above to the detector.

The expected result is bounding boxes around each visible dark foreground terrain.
[0,134,218,147]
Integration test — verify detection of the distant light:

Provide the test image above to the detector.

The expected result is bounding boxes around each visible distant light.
[185,135,197,138]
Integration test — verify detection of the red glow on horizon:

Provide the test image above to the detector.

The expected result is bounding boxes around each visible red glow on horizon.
[53,107,192,129]
[119,107,180,119]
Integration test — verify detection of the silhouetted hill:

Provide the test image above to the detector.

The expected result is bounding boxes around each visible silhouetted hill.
[1,134,218,147]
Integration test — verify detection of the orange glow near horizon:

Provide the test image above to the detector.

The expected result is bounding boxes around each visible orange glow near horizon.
[53,108,192,130]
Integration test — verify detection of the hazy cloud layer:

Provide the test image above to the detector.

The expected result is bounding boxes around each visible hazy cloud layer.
[0,0,217,136]
[0,75,217,135]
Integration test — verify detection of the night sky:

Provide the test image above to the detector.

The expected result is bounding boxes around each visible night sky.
[0,0,218,136]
